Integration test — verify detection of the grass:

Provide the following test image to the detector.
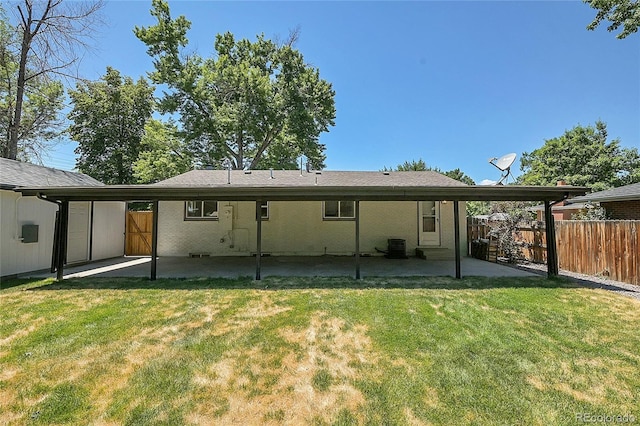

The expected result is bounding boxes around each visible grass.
[1,275,639,425]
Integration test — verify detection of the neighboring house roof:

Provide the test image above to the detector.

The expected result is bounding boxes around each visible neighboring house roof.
[0,157,103,190]
[154,170,468,188]
[568,182,640,203]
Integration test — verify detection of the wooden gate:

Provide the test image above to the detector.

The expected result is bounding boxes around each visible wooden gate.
[125,211,153,256]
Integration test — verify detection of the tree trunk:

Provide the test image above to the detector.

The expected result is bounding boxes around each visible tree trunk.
[235,131,243,169]
[8,23,32,160]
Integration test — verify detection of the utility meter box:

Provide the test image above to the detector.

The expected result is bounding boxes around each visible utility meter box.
[22,224,39,243]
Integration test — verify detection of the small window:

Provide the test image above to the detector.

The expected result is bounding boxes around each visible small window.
[185,200,218,220]
[323,201,355,220]
[260,201,269,220]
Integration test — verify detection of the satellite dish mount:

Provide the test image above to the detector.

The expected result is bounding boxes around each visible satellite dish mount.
[488,153,516,185]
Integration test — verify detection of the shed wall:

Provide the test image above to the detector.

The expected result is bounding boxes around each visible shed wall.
[0,192,126,278]
[1,191,57,277]
[92,202,126,260]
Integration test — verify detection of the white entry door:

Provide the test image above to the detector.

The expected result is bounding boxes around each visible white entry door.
[419,201,440,246]
[67,202,90,264]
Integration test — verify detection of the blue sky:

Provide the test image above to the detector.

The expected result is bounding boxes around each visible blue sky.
[43,0,639,184]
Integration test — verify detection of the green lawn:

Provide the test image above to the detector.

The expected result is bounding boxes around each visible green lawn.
[1,276,639,425]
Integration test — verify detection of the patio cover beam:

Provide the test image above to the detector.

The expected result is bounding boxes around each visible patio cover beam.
[355,200,360,280]
[55,201,69,281]
[17,185,588,203]
[454,201,461,279]
[151,201,159,280]
[544,201,559,277]
[256,200,262,280]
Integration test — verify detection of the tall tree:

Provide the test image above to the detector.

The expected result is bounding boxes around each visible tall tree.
[441,168,475,186]
[68,67,154,184]
[134,0,335,170]
[394,159,428,171]
[0,6,64,161]
[384,158,487,216]
[1,0,103,160]
[518,121,640,191]
[133,119,193,183]
[385,158,476,185]
[584,0,640,39]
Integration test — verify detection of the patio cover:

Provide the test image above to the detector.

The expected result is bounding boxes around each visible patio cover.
[15,170,588,281]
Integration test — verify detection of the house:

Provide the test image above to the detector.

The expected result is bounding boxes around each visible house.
[0,158,125,279]
[567,182,640,220]
[14,168,588,280]
[151,170,467,259]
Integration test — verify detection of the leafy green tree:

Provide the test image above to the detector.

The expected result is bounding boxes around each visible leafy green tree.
[384,159,476,185]
[442,168,475,186]
[0,5,64,161]
[571,202,609,220]
[68,67,154,184]
[392,159,428,171]
[584,0,640,39]
[1,0,103,160]
[133,119,193,183]
[134,0,335,170]
[466,201,491,217]
[384,158,486,216]
[518,121,640,191]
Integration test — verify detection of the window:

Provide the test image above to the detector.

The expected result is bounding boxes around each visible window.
[260,201,269,220]
[185,200,218,220]
[323,201,355,219]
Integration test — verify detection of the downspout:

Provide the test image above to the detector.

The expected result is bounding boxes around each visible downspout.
[36,193,62,273]
[14,193,24,242]
[89,201,94,261]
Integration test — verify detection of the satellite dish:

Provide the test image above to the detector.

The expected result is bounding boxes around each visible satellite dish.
[488,152,516,185]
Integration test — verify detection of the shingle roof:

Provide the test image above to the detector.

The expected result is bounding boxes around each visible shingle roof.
[569,182,640,203]
[0,158,103,189]
[154,169,468,187]
[527,202,590,212]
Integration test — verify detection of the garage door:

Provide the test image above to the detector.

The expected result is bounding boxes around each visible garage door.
[67,202,90,264]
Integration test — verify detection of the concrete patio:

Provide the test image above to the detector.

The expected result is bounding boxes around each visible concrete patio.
[22,255,537,280]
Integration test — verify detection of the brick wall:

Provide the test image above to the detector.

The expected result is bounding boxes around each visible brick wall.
[156,200,467,257]
[601,200,640,220]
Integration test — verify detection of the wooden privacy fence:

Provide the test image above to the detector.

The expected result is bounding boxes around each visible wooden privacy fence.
[468,218,639,285]
[555,221,638,286]
[125,211,153,256]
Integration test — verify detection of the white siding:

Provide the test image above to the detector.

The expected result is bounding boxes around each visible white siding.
[91,202,125,260]
[0,193,126,278]
[0,191,57,277]
[157,200,467,257]
[67,202,90,264]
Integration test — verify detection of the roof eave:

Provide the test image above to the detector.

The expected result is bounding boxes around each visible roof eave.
[15,185,589,203]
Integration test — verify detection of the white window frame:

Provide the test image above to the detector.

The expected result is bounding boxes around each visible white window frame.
[260,201,269,220]
[322,201,356,220]
[184,200,218,220]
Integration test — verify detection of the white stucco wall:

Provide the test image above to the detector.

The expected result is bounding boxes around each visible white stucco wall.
[157,200,467,257]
